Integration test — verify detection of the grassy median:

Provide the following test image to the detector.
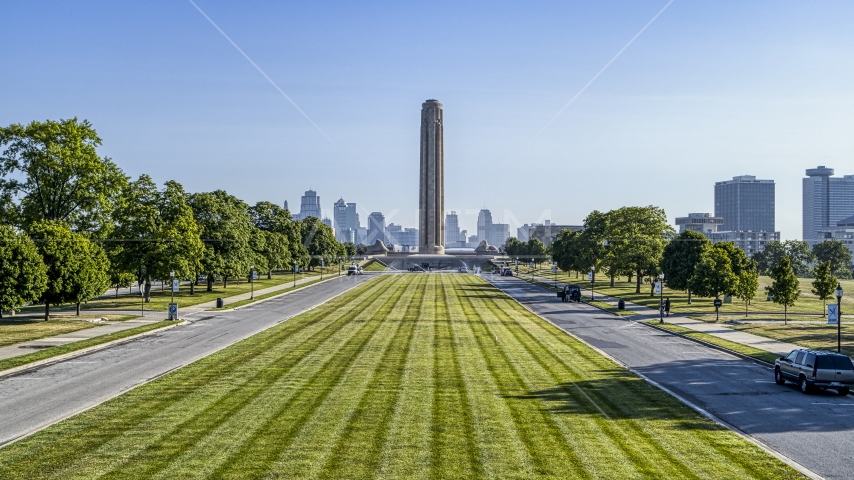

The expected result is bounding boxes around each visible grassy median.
[0,274,800,478]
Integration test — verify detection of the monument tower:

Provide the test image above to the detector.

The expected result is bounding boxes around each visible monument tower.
[419,99,445,254]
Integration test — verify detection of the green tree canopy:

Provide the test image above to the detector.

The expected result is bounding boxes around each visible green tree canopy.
[811,261,838,316]
[29,220,108,320]
[766,255,801,323]
[605,206,673,293]
[301,217,343,269]
[527,238,547,266]
[660,230,710,303]
[110,176,204,300]
[0,118,127,234]
[813,239,852,280]
[755,240,814,277]
[187,190,254,290]
[688,243,739,300]
[0,225,48,316]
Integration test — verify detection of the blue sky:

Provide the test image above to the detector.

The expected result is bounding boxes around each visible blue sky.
[2,1,853,239]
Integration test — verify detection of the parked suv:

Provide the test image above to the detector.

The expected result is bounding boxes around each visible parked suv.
[775,349,854,395]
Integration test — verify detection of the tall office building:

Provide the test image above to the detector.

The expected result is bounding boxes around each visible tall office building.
[445,212,462,247]
[367,212,386,245]
[333,198,348,242]
[714,175,775,232]
[476,209,510,247]
[345,203,359,230]
[296,189,321,221]
[675,213,724,234]
[477,209,493,243]
[803,166,854,245]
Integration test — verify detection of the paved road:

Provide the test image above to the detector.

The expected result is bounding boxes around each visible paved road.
[0,274,374,447]
[488,275,854,480]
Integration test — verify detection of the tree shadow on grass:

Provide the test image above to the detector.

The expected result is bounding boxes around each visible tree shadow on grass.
[502,370,720,431]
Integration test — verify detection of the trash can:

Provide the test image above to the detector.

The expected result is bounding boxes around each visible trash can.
[617,299,625,310]
[216,297,224,308]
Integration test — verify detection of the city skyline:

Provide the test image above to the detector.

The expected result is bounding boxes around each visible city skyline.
[3,2,853,240]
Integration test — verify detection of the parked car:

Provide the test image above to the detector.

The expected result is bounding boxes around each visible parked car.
[775,349,854,395]
[492,267,501,274]
[409,265,426,272]
[458,267,469,273]
[347,265,358,276]
[501,268,513,277]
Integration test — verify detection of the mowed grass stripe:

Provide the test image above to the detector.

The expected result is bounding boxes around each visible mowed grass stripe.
[479,277,785,478]
[0,274,802,479]
[451,274,593,478]
[58,276,396,479]
[431,275,483,478]
[441,274,535,478]
[205,274,413,479]
[317,275,425,478]
[0,275,393,479]
[262,275,417,477]
[375,274,436,479]
[138,276,416,479]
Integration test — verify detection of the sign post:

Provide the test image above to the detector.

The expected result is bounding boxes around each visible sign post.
[828,304,839,325]
[714,297,723,322]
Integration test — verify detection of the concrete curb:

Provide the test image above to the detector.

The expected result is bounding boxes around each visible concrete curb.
[0,320,185,380]
[203,275,338,313]
[486,276,822,480]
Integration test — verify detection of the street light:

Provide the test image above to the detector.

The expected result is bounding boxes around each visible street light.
[658,272,664,323]
[293,261,298,288]
[250,264,255,300]
[170,270,175,305]
[836,284,844,353]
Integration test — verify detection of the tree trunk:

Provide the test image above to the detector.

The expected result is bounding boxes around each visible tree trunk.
[610,273,615,288]
[687,289,692,304]
[45,302,50,321]
[206,274,213,292]
[268,270,272,280]
[223,276,228,288]
[76,302,81,316]
[628,272,633,283]
[784,304,787,325]
[144,280,152,303]
[635,270,642,294]
[115,287,119,298]
[190,280,195,295]
[650,280,655,297]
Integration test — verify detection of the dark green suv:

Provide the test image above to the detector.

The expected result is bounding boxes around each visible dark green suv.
[775,349,854,395]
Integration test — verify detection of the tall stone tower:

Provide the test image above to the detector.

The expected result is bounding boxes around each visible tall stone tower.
[419,99,444,254]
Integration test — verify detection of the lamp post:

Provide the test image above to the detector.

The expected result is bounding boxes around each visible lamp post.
[836,284,844,353]
[293,261,297,288]
[170,270,175,305]
[515,258,518,273]
[658,272,664,323]
[590,265,595,301]
[250,264,255,300]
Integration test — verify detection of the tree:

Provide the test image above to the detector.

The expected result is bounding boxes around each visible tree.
[355,243,368,256]
[68,241,110,315]
[187,190,254,291]
[605,206,673,293]
[689,243,739,301]
[0,225,48,317]
[527,238,547,267]
[766,255,801,324]
[301,217,343,270]
[343,242,356,259]
[0,118,127,234]
[248,202,292,279]
[29,220,107,320]
[784,240,815,277]
[550,229,583,277]
[110,176,204,300]
[661,230,710,304]
[753,241,785,275]
[734,259,759,317]
[108,266,135,298]
[813,239,852,280]
[811,261,838,317]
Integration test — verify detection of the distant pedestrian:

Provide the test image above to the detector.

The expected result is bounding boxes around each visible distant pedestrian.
[665,298,671,317]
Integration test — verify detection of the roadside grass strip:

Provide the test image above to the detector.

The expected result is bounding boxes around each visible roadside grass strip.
[647,321,781,365]
[0,321,176,374]
[0,275,802,479]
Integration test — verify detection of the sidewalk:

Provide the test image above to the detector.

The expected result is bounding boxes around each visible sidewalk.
[182,272,335,312]
[522,272,799,357]
[0,317,164,361]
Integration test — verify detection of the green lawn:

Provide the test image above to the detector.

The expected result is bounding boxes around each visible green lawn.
[731,322,854,357]
[361,259,389,271]
[0,274,800,479]
[0,319,97,348]
[0,320,177,373]
[18,271,325,315]
[524,267,854,319]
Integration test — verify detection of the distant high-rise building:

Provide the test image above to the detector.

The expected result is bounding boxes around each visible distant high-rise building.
[489,223,510,248]
[529,224,583,248]
[517,223,540,242]
[367,212,386,245]
[283,200,289,212]
[477,209,493,243]
[345,203,359,229]
[296,189,321,221]
[714,175,775,232]
[715,175,774,232]
[817,215,854,263]
[675,213,724,234]
[803,166,854,245]
[445,212,462,247]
